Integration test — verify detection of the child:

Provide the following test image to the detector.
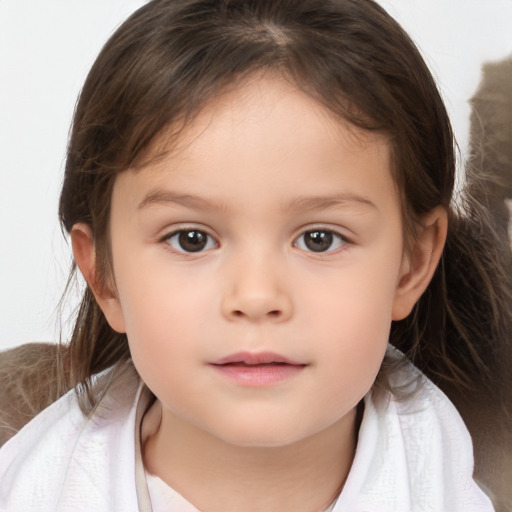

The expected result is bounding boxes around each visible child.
[0,0,509,510]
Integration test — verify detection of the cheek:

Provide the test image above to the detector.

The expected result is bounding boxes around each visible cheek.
[306,261,399,391]
[306,256,399,338]
[121,293,203,405]
[113,264,204,367]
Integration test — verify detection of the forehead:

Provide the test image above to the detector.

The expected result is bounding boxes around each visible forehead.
[114,75,397,216]
[142,73,389,162]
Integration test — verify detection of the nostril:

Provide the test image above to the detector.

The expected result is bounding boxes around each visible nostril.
[231,309,281,318]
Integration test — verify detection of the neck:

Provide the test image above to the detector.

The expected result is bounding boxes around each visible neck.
[143,402,358,512]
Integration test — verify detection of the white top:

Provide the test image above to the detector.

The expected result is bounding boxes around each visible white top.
[0,360,494,512]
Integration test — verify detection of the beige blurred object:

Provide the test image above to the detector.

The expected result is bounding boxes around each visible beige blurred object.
[464,56,512,512]
[0,343,70,446]
[467,57,512,236]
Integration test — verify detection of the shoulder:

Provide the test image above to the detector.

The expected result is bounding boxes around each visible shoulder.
[336,356,494,512]
[0,363,143,512]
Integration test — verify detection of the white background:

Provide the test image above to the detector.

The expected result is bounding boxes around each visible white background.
[1,0,511,351]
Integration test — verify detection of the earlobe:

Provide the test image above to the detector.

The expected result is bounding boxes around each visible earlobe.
[70,223,126,333]
[392,206,448,321]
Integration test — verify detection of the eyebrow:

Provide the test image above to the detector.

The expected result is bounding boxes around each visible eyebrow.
[137,188,378,212]
[138,190,227,211]
[285,194,378,213]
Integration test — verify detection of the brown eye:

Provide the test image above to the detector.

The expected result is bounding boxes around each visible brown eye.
[295,230,345,253]
[166,229,216,253]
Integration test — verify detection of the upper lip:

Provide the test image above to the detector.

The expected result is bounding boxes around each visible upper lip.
[210,351,305,366]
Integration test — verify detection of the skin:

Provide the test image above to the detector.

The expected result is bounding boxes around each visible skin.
[72,75,447,512]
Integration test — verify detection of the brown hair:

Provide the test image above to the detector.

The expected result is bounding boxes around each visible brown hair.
[57,0,511,416]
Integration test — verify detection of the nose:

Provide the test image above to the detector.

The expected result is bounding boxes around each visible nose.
[221,254,293,323]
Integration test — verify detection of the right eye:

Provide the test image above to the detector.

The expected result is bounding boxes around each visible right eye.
[164,229,217,253]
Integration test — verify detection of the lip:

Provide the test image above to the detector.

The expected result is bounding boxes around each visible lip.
[209,351,307,387]
[211,351,304,366]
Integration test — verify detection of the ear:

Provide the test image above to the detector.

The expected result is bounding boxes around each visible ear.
[70,223,126,333]
[392,206,448,321]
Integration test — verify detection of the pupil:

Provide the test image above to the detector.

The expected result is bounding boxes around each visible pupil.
[305,231,333,252]
[179,230,207,252]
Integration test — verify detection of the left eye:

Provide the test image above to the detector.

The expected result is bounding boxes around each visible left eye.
[294,230,346,253]
[164,229,217,253]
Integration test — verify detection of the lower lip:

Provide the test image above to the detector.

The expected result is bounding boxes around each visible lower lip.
[209,363,306,386]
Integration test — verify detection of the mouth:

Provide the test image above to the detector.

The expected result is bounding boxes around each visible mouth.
[209,352,307,386]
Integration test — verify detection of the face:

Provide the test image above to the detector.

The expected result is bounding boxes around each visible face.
[103,76,410,447]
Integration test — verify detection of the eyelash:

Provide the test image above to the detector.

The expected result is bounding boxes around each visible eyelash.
[161,227,351,254]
